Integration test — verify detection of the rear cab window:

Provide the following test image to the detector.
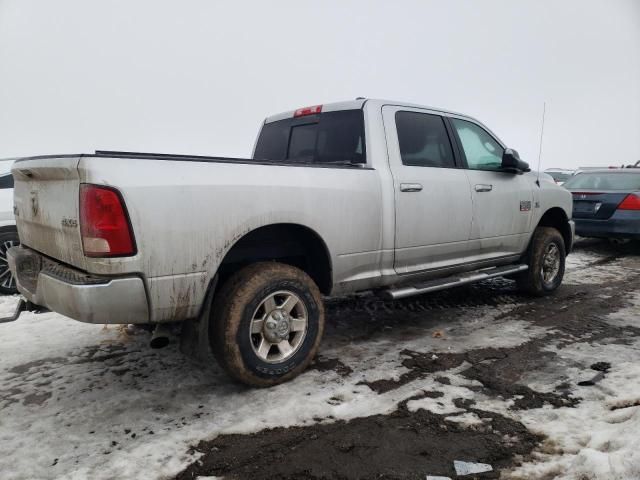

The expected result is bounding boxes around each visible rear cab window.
[253,110,366,165]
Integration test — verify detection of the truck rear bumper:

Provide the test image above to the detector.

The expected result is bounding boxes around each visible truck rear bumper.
[7,245,149,324]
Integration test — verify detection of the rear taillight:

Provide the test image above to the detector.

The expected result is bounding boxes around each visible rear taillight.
[79,184,136,257]
[293,105,322,117]
[617,194,640,211]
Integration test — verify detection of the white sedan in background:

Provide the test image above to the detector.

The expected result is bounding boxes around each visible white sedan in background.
[544,168,575,185]
[0,160,19,294]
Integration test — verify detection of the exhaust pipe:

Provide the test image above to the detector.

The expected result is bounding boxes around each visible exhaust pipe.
[150,324,171,349]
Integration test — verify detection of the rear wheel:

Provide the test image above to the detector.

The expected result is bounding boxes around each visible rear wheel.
[516,226,566,296]
[0,228,20,295]
[210,262,325,387]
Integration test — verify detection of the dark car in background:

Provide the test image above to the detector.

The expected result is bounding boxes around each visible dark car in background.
[564,169,640,241]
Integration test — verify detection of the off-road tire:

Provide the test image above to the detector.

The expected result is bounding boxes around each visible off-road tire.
[516,226,566,296]
[210,262,325,387]
[0,228,20,295]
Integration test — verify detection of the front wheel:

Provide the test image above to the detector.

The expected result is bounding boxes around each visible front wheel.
[210,262,325,387]
[0,228,20,295]
[516,226,566,296]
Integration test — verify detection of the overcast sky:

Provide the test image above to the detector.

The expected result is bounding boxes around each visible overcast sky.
[1,0,638,169]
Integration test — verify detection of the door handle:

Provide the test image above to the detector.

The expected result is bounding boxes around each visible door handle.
[474,184,493,192]
[400,183,423,192]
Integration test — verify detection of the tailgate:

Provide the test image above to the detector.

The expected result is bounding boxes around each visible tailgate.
[12,156,87,270]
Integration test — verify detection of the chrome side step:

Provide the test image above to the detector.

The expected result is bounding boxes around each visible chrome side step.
[382,264,528,300]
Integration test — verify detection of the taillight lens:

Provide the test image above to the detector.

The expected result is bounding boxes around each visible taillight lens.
[80,184,136,257]
[618,194,640,210]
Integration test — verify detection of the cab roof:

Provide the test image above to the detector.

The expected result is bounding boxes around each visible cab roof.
[264,98,473,124]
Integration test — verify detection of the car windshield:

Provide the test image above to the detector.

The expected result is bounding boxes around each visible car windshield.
[546,171,572,182]
[563,172,640,191]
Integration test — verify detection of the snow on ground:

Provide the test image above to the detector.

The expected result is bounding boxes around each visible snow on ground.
[0,245,639,480]
[507,293,640,480]
[0,293,538,479]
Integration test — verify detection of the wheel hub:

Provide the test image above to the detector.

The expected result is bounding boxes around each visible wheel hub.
[250,290,308,363]
[263,309,291,343]
[542,243,561,284]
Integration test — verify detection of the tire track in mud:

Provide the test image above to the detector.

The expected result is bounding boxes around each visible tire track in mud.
[322,279,528,345]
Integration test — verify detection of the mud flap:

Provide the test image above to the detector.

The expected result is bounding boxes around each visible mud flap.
[179,277,218,365]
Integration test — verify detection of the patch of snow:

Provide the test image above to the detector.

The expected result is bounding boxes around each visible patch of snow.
[0,292,531,480]
[564,265,630,286]
[564,248,607,270]
[508,340,640,480]
[606,289,640,327]
[444,412,485,426]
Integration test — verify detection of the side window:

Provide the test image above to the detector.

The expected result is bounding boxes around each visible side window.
[451,118,504,170]
[0,174,14,189]
[395,111,455,168]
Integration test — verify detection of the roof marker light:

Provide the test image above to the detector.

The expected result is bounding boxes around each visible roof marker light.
[294,105,322,117]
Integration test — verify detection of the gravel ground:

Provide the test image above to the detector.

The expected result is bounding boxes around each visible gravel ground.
[1,238,639,480]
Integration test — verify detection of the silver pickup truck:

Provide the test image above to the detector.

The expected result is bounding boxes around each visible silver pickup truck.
[6,99,574,386]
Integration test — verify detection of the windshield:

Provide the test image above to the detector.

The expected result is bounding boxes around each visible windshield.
[563,172,640,191]
[253,110,366,165]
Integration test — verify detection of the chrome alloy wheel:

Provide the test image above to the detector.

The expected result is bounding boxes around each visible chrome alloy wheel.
[0,239,18,291]
[541,243,561,285]
[250,290,308,363]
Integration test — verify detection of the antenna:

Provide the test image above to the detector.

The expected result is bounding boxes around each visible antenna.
[536,102,546,186]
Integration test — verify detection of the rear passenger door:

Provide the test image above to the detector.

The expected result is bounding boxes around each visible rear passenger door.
[382,106,473,274]
[448,117,533,260]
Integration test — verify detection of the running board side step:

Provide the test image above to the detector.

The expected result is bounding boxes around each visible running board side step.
[382,264,528,300]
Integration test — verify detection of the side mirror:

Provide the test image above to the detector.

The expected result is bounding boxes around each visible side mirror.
[501,149,530,174]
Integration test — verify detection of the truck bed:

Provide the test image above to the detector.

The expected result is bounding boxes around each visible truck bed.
[11,151,384,322]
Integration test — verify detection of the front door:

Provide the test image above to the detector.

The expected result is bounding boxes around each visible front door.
[382,106,473,274]
[448,117,534,260]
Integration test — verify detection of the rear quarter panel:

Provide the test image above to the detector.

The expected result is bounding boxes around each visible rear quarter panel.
[79,157,384,322]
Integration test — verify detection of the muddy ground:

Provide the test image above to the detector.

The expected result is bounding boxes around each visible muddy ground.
[176,239,640,480]
[1,238,639,480]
